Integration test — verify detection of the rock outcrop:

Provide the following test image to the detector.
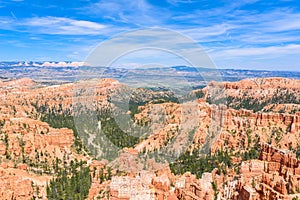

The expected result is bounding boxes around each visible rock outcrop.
[1,77,300,199]
[235,143,300,200]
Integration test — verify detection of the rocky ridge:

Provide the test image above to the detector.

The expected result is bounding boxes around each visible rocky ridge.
[0,77,300,199]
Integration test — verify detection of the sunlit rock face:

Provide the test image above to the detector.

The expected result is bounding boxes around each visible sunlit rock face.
[1,77,300,199]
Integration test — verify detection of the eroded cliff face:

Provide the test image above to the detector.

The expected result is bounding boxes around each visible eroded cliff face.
[0,78,120,199]
[262,103,300,114]
[233,143,300,200]
[0,161,52,200]
[1,77,300,199]
[100,144,300,200]
[203,78,300,113]
[103,77,300,200]
[132,99,300,157]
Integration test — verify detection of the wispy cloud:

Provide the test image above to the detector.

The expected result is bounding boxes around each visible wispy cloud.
[166,0,197,6]
[0,16,115,35]
[1,0,300,70]
[22,17,108,35]
[81,0,169,27]
[170,7,300,47]
[178,23,236,42]
[213,44,300,58]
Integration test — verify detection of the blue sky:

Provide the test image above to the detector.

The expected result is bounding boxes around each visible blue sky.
[0,0,300,71]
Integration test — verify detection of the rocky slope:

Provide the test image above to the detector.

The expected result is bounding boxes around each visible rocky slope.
[203,77,300,112]
[236,143,300,200]
[1,77,300,199]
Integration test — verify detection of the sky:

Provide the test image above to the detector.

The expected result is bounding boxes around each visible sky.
[0,0,300,71]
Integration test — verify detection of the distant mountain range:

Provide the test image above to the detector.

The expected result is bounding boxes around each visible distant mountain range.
[0,61,90,67]
[1,62,300,86]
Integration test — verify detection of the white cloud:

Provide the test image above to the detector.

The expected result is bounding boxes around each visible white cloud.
[178,23,236,42]
[263,14,300,32]
[81,0,169,27]
[1,0,300,70]
[237,32,300,44]
[22,17,107,35]
[212,44,300,58]
[229,8,300,33]
[0,16,112,35]
[0,17,14,29]
[168,7,300,55]
[167,0,197,5]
